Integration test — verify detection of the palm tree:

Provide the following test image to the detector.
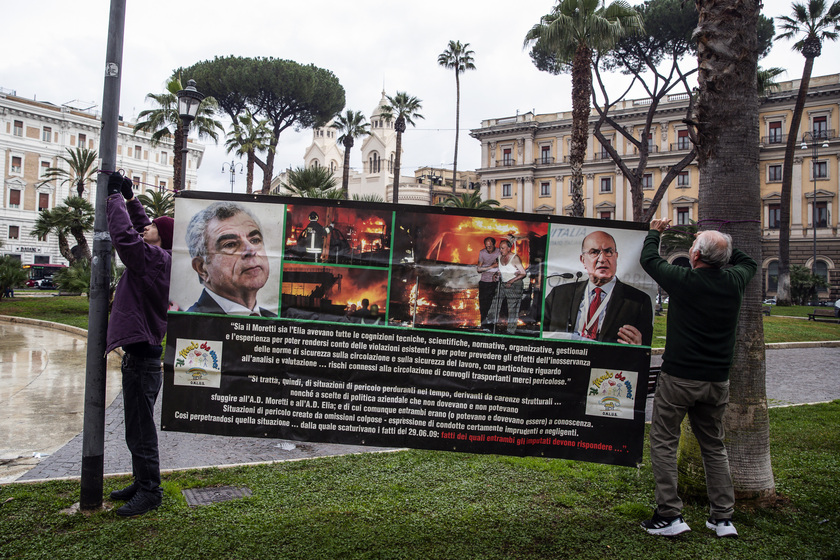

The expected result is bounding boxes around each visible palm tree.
[136,189,175,219]
[277,166,342,199]
[31,196,95,264]
[225,110,274,194]
[438,40,476,193]
[30,208,74,264]
[757,66,786,96]
[331,110,371,199]
[694,0,775,504]
[438,190,502,210]
[379,92,425,204]
[524,0,642,216]
[133,76,224,191]
[39,147,98,197]
[774,0,840,306]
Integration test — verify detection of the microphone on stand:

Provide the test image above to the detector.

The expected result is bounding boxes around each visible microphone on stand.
[567,271,583,332]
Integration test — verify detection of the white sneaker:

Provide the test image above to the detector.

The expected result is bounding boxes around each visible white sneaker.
[641,512,691,536]
[706,518,738,538]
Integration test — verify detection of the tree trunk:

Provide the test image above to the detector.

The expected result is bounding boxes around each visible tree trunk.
[777,54,816,306]
[693,0,775,506]
[393,117,406,203]
[246,151,255,195]
[570,43,592,217]
[342,136,353,199]
[453,70,460,193]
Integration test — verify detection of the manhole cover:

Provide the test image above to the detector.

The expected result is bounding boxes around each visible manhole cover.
[182,486,252,507]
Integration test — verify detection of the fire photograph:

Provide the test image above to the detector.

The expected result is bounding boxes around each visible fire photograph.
[283,203,392,267]
[280,263,389,325]
[389,211,548,336]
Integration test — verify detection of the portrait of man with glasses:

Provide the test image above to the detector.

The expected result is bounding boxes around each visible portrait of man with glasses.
[544,230,653,345]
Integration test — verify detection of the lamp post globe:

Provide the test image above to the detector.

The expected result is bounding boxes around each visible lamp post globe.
[176,79,205,191]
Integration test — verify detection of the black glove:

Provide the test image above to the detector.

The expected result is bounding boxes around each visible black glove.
[107,173,123,196]
[121,177,135,200]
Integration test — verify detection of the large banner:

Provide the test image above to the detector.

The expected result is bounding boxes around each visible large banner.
[162,192,658,467]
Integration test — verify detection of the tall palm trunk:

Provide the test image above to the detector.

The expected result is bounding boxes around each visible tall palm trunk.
[453,71,461,193]
[692,0,775,505]
[245,151,255,195]
[569,43,592,217]
[777,39,820,306]
[392,117,406,203]
[342,136,354,199]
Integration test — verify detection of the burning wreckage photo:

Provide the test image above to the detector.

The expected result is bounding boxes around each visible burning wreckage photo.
[390,213,548,336]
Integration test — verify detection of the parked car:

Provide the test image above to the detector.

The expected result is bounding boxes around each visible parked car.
[25,279,39,288]
[762,298,776,305]
[37,278,56,290]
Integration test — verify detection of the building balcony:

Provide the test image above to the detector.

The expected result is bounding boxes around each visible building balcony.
[535,156,555,165]
[670,141,692,151]
[762,133,787,145]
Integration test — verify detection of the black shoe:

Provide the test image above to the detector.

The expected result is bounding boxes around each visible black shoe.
[641,511,691,536]
[109,482,138,501]
[116,489,162,517]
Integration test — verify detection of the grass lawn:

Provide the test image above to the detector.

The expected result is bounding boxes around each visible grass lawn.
[0,401,837,559]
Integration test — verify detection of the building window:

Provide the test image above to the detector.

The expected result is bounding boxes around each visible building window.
[815,201,828,227]
[135,145,142,159]
[677,207,690,225]
[9,189,21,208]
[812,115,828,139]
[540,145,551,164]
[502,148,513,166]
[599,139,611,160]
[11,156,22,174]
[14,120,23,137]
[38,193,49,211]
[767,261,778,292]
[677,129,690,150]
[369,152,380,173]
[645,133,655,152]
[540,182,550,197]
[8,226,19,240]
[600,177,612,193]
[41,161,51,178]
[642,173,653,190]
[599,211,612,220]
[133,176,141,188]
[813,160,827,179]
[502,183,512,198]
[768,204,781,229]
[79,133,87,148]
[34,255,50,264]
[161,151,168,165]
[159,181,166,192]
[768,121,782,144]
[42,126,52,142]
[677,171,689,187]
[815,261,829,289]
[37,233,48,242]
[768,164,782,182]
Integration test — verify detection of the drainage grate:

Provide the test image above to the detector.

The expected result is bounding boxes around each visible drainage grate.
[182,486,252,507]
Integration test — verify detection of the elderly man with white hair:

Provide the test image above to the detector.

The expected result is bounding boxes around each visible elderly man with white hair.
[639,219,757,539]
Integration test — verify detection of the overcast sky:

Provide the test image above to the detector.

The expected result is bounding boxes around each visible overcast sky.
[3,0,839,193]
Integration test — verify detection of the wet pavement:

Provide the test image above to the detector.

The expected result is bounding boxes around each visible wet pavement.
[1,316,838,484]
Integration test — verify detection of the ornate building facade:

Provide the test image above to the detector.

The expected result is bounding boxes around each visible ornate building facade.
[470,74,840,299]
[1,88,204,265]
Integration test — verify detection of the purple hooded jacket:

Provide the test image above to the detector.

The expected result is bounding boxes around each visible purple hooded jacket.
[105,194,171,355]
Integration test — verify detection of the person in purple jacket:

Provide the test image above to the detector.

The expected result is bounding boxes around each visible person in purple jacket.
[104,172,173,517]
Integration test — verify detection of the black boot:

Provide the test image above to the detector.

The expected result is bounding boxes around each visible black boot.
[116,489,162,517]
[109,482,138,501]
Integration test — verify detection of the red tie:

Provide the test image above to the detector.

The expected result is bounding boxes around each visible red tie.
[584,287,603,339]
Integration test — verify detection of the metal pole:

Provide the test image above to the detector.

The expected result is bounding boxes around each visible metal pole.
[180,125,190,192]
[81,0,125,510]
[813,143,817,277]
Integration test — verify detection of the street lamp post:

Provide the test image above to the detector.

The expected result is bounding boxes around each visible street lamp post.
[800,131,830,276]
[176,79,205,192]
[222,160,243,193]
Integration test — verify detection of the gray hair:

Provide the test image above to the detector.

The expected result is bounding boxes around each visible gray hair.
[694,231,732,267]
[186,201,262,258]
